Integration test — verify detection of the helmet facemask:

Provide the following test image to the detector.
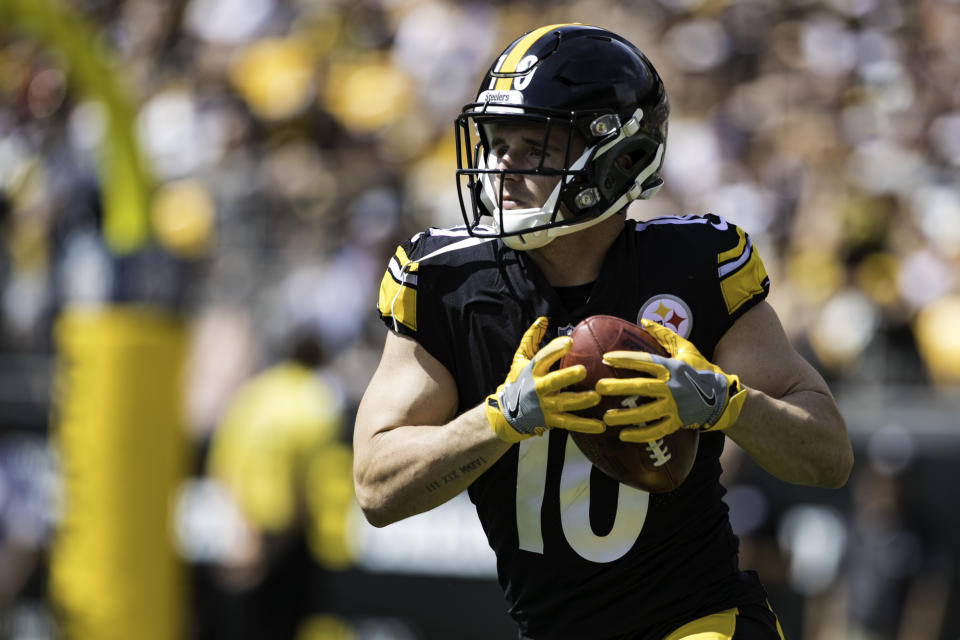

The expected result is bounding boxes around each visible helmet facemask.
[456,101,664,250]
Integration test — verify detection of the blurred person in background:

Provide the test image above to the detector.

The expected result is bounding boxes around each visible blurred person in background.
[840,466,942,640]
[816,436,953,640]
[0,433,58,638]
[202,327,352,640]
[353,23,852,640]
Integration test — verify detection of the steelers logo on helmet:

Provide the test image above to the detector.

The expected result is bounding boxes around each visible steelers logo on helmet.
[638,294,693,339]
[454,23,669,251]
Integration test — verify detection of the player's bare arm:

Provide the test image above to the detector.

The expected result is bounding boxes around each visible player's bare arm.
[714,301,853,488]
[353,331,512,527]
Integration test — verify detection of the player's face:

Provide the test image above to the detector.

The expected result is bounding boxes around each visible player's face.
[485,122,585,210]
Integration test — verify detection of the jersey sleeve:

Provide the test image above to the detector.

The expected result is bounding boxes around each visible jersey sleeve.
[377,234,423,339]
[711,215,770,322]
[376,228,492,384]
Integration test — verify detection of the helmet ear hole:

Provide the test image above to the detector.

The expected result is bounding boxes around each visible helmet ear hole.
[594,135,662,201]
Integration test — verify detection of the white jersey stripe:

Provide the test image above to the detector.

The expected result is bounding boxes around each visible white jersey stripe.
[633,214,730,232]
[717,234,753,279]
[388,256,416,287]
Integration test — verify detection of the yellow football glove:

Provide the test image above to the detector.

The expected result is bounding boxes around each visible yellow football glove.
[486,317,604,443]
[596,319,747,443]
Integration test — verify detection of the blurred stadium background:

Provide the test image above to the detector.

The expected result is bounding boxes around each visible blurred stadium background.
[1,0,959,638]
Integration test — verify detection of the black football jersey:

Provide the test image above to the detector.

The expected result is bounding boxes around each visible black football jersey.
[376,215,772,639]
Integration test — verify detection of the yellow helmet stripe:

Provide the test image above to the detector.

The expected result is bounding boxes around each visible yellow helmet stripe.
[493,23,583,91]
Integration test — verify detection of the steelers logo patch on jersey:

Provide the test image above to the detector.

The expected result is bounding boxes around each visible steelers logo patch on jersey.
[638,294,692,338]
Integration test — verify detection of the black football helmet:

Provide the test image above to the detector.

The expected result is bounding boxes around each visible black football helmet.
[455,23,669,250]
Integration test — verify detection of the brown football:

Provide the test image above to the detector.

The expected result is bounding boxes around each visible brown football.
[559,315,698,493]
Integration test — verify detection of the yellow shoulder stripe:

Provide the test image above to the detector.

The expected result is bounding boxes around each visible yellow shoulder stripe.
[377,246,418,331]
[719,244,768,315]
[717,226,747,265]
[716,226,768,314]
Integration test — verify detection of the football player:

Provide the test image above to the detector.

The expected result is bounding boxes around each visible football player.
[354,23,853,640]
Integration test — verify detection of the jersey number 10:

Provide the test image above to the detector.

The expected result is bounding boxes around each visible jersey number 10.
[516,433,650,563]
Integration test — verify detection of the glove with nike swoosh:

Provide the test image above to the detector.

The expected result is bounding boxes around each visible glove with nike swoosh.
[486,317,605,443]
[595,319,747,443]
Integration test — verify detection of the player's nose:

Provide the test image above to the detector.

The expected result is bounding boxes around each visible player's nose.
[496,149,516,171]
[496,151,530,180]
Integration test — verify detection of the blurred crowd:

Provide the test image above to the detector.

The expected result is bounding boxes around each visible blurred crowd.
[1,0,960,638]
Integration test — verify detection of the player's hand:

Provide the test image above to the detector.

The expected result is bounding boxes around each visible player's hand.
[486,317,604,443]
[595,319,747,443]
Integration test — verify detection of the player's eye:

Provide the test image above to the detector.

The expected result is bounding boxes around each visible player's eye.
[490,142,508,159]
